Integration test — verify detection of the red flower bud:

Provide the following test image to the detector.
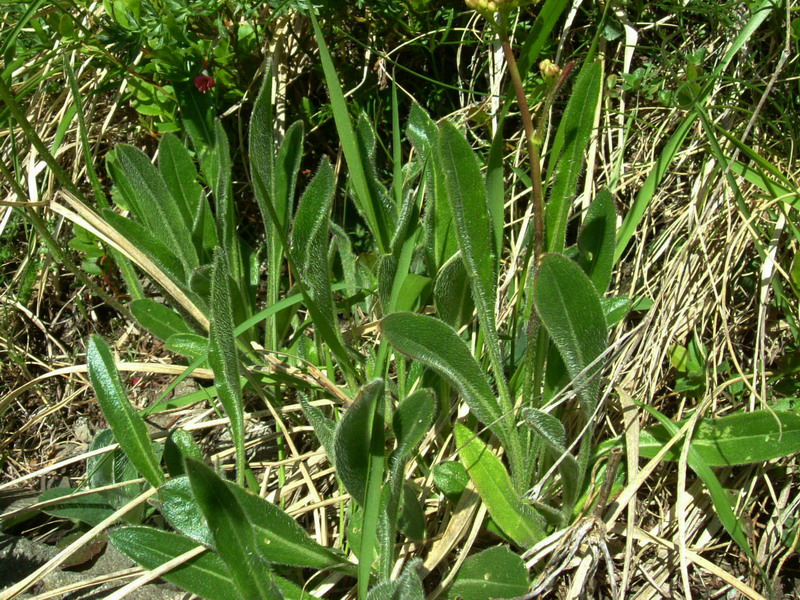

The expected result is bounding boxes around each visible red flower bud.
[194,72,215,93]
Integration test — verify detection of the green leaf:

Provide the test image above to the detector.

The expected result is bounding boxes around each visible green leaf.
[448,545,529,600]
[578,189,617,294]
[299,393,337,466]
[111,526,319,600]
[380,313,515,455]
[311,13,392,254]
[290,158,355,380]
[390,389,436,475]
[434,252,474,329]
[454,424,545,547]
[161,474,352,571]
[101,210,188,287]
[639,409,800,465]
[333,380,386,599]
[208,250,247,484]
[367,559,425,600]
[274,120,304,234]
[534,254,607,415]
[545,61,603,252]
[432,461,469,501]
[87,336,164,488]
[334,381,385,507]
[38,487,115,527]
[437,122,497,331]
[158,132,203,230]
[437,122,519,483]
[114,144,198,271]
[130,299,192,342]
[185,460,281,599]
[109,526,242,600]
[521,407,566,453]
[163,430,203,478]
[638,404,753,558]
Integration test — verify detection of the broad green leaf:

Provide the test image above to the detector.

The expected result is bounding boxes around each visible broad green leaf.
[111,526,318,600]
[208,250,247,484]
[367,559,425,600]
[163,430,203,478]
[578,189,617,294]
[158,132,202,230]
[397,484,426,542]
[437,122,497,329]
[534,254,607,414]
[432,461,469,500]
[86,430,143,513]
[333,380,385,507]
[434,252,474,329]
[601,296,632,326]
[291,158,337,332]
[333,380,385,599]
[639,409,800,465]
[437,122,518,482]
[454,424,545,547]
[185,460,281,599]
[130,299,192,342]
[161,475,351,571]
[380,313,515,455]
[114,144,198,271]
[448,545,529,600]
[110,526,242,600]
[407,105,456,274]
[38,487,114,526]
[101,210,188,287]
[311,13,392,253]
[274,120,304,231]
[390,389,436,474]
[299,393,337,465]
[521,407,566,453]
[545,61,603,252]
[87,336,164,488]
[164,333,208,362]
[289,159,355,380]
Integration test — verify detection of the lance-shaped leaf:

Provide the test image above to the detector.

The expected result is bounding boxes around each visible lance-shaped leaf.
[455,424,545,547]
[130,299,192,342]
[87,336,164,488]
[434,252,474,329]
[381,313,517,460]
[333,380,386,598]
[578,189,617,294]
[208,250,247,483]
[110,527,241,600]
[185,460,281,599]
[534,254,607,414]
[159,476,352,571]
[545,60,603,252]
[311,13,393,253]
[158,132,203,231]
[113,144,198,271]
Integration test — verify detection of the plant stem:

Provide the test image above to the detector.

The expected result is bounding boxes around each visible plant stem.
[499,34,544,267]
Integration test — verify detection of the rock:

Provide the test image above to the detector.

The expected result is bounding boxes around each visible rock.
[0,532,188,599]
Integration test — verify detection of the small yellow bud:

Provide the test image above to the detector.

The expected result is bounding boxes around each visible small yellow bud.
[539,59,562,84]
